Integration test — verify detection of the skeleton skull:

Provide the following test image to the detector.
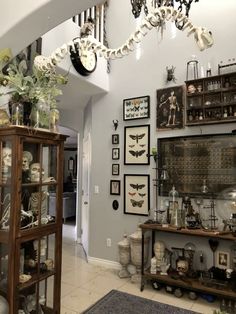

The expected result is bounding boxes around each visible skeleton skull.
[30,163,44,182]
[176,258,189,276]
[2,147,12,168]
[22,151,33,171]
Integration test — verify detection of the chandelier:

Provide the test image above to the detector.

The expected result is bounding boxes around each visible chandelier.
[34,5,213,73]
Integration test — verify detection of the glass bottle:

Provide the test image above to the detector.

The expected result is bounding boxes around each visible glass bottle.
[30,100,50,130]
[11,102,23,126]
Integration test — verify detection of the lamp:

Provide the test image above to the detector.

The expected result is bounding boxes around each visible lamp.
[34,6,213,72]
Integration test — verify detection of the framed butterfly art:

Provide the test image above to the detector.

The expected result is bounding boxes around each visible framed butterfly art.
[123,95,150,121]
[124,124,150,165]
[124,174,150,216]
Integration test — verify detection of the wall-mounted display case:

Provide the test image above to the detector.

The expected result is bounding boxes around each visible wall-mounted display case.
[158,133,236,199]
[0,126,66,313]
[185,72,236,125]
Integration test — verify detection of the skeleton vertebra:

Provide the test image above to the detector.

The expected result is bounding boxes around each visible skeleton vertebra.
[34,6,213,72]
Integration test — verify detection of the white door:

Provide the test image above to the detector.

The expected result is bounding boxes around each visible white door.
[81,134,91,256]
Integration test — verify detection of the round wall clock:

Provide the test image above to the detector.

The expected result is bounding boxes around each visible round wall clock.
[70,43,97,76]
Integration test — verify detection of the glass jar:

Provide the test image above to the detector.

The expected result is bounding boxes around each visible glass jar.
[50,109,59,133]
[11,102,23,126]
[30,101,50,130]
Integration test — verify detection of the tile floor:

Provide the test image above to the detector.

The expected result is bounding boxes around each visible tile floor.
[60,224,220,314]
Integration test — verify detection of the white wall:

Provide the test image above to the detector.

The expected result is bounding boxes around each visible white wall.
[87,0,236,263]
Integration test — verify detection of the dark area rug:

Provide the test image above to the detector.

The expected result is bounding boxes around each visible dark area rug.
[82,289,199,314]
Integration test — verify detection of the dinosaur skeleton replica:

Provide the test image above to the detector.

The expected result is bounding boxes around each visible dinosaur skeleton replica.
[34,6,213,72]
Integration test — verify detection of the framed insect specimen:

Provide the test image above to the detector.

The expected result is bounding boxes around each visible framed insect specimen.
[110,180,121,195]
[123,95,150,121]
[112,164,120,176]
[112,148,120,160]
[112,134,119,144]
[124,124,150,165]
[124,174,150,215]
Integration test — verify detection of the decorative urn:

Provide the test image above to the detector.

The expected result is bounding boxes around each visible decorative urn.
[129,226,150,283]
[117,234,130,278]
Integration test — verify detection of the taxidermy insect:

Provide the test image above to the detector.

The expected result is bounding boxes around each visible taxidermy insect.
[129,150,146,157]
[130,199,144,207]
[130,183,145,190]
[138,193,146,198]
[129,133,145,143]
[166,66,177,83]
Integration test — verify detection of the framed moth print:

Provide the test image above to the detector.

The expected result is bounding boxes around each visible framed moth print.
[123,95,150,121]
[112,148,120,160]
[156,85,184,130]
[112,164,120,176]
[110,180,120,195]
[124,124,150,165]
[124,174,150,216]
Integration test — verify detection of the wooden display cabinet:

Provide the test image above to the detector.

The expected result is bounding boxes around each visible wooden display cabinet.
[140,223,236,301]
[0,126,66,313]
[185,72,236,125]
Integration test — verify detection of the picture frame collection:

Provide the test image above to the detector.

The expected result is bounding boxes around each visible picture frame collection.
[110,94,151,217]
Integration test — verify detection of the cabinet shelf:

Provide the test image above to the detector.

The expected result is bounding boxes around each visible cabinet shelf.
[18,270,56,291]
[143,270,236,299]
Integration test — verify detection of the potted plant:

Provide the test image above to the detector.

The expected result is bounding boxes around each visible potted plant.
[0,54,68,130]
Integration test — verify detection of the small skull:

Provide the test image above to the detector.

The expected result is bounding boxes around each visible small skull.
[22,151,33,171]
[30,163,44,182]
[177,258,189,276]
[2,147,12,168]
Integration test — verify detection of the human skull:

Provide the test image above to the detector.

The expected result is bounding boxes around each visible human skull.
[154,241,165,261]
[30,163,44,182]
[45,258,54,271]
[2,147,12,168]
[177,258,189,276]
[22,151,33,171]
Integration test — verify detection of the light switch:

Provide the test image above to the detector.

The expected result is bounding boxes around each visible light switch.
[94,185,99,194]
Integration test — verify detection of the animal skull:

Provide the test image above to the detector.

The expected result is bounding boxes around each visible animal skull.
[30,163,44,182]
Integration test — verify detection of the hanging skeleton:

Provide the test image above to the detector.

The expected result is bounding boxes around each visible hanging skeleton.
[34,6,213,73]
[0,193,11,230]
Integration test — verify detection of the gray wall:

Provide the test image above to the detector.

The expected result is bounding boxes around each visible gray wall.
[87,0,236,263]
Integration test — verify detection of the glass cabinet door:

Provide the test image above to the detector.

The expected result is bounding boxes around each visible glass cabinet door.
[20,142,59,231]
[17,233,56,312]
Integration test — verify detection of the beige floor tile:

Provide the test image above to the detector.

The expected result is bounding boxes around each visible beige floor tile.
[61,268,100,287]
[61,287,104,313]
[61,306,79,314]
[61,282,79,298]
[117,280,156,299]
[191,298,220,314]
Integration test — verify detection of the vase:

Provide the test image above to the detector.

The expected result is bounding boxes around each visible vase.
[117,234,130,278]
[30,101,50,130]
[129,226,150,283]
[11,102,23,126]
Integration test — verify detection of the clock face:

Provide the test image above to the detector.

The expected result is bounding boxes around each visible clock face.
[70,44,97,76]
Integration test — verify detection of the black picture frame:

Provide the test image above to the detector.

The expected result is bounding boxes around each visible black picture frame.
[156,85,184,130]
[112,134,119,145]
[124,124,150,165]
[123,95,150,121]
[124,174,150,216]
[112,148,120,160]
[112,164,120,176]
[110,180,121,195]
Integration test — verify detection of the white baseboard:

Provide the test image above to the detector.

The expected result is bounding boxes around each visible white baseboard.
[88,256,121,270]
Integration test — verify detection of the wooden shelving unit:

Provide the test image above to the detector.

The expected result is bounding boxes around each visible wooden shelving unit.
[140,223,236,300]
[185,72,236,125]
[0,126,67,313]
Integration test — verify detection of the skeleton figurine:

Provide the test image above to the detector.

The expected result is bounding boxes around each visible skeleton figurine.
[22,151,33,183]
[29,163,44,182]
